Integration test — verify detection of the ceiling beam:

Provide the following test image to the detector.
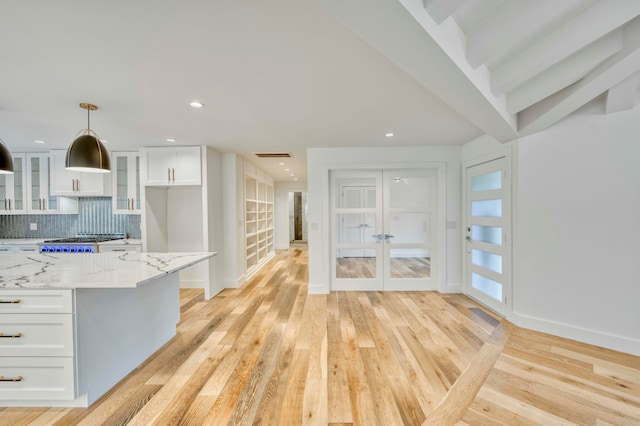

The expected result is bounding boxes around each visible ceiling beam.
[317,0,519,142]
[466,0,592,69]
[423,0,467,24]
[519,19,640,135]
[492,0,640,96]
[605,72,640,114]
[507,33,622,114]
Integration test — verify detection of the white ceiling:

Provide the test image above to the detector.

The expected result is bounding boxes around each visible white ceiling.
[1,0,639,182]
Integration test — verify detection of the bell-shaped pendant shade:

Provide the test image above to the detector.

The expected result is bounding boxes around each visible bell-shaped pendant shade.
[65,103,111,173]
[0,138,14,174]
[65,134,111,173]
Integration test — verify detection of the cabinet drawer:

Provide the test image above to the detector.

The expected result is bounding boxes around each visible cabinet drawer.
[0,314,74,357]
[0,289,73,314]
[0,357,75,400]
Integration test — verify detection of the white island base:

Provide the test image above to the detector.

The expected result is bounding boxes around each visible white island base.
[2,274,178,407]
[0,252,213,407]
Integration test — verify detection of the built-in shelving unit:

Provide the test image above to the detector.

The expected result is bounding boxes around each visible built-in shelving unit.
[244,163,274,277]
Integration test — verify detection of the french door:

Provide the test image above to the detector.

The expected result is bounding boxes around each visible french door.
[464,155,511,315]
[331,169,437,291]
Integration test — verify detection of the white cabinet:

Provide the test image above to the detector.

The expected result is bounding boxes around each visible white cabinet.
[26,153,78,214]
[0,289,76,401]
[0,154,26,214]
[49,150,111,196]
[142,146,201,186]
[112,152,141,214]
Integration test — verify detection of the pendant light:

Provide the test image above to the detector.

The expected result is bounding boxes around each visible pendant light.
[65,103,111,173]
[0,138,14,174]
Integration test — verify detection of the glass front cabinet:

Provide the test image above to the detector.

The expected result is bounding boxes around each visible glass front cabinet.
[0,154,26,214]
[112,152,141,214]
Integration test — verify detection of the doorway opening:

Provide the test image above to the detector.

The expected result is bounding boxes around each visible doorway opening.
[289,191,308,246]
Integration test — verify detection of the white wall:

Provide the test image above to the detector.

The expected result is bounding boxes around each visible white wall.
[462,104,640,356]
[307,146,462,294]
[274,181,307,249]
[515,105,640,355]
[222,154,246,287]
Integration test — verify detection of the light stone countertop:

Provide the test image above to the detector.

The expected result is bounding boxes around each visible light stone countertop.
[0,239,47,245]
[0,252,215,289]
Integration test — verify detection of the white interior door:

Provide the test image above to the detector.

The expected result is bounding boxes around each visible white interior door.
[464,156,511,315]
[331,169,437,291]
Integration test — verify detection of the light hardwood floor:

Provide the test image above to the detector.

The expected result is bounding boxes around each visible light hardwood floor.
[2,248,638,425]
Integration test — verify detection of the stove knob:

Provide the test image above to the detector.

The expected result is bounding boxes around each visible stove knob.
[63,246,70,253]
[70,246,78,253]
[56,246,63,252]
[41,246,48,253]
[87,246,95,253]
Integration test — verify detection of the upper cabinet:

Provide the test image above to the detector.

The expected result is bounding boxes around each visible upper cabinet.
[49,150,111,197]
[26,153,78,214]
[0,154,26,214]
[142,146,201,186]
[112,152,141,214]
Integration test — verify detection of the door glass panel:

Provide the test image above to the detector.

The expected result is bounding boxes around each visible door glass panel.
[471,199,502,217]
[472,272,502,301]
[47,157,56,210]
[116,156,128,210]
[471,225,502,245]
[13,157,23,210]
[389,175,430,209]
[135,156,141,209]
[0,175,6,208]
[336,249,376,278]
[31,157,41,210]
[471,171,501,192]
[471,249,502,273]
[390,248,430,278]
[388,213,430,244]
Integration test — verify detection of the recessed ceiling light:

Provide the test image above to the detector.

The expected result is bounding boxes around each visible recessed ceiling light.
[290,174,294,177]
[294,178,299,181]
[385,132,395,138]
[166,138,176,142]
[34,140,45,144]
[279,162,285,166]
[190,101,204,108]
[284,168,290,171]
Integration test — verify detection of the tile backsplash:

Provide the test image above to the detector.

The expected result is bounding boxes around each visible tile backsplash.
[0,197,141,239]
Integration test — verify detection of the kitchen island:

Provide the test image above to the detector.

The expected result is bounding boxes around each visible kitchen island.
[0,251,215,407]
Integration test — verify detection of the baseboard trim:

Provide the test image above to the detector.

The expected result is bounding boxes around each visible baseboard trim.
[442,283,462,294]
[510,312,640,357]
[179,280,204,289]
[308,283,329,295]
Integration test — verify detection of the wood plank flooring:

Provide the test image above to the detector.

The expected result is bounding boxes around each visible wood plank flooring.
[336,257,430,279]
[1,248,638,425]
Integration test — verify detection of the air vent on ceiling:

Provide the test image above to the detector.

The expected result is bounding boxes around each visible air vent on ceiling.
[254,152,292,158]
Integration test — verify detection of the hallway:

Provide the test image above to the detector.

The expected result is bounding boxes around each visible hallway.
[2,248,638,425]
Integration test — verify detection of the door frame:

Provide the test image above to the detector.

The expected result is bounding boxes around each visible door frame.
[327,162,447,292]
[462,149,512,316]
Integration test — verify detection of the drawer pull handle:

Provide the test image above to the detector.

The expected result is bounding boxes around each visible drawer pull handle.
[0,333,22,338]
[0,299,21,304]
[0,376,23,382]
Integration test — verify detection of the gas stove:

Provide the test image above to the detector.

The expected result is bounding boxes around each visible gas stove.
[38,233,127,253]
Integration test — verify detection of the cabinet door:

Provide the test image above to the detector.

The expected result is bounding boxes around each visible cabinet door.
[112,152,141,214]
[172,147,201,185]
[49,150,107,196]
[28,154,68,213]
[144,148,172,185]
[143,147,201,186]
[0,155,26,214]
